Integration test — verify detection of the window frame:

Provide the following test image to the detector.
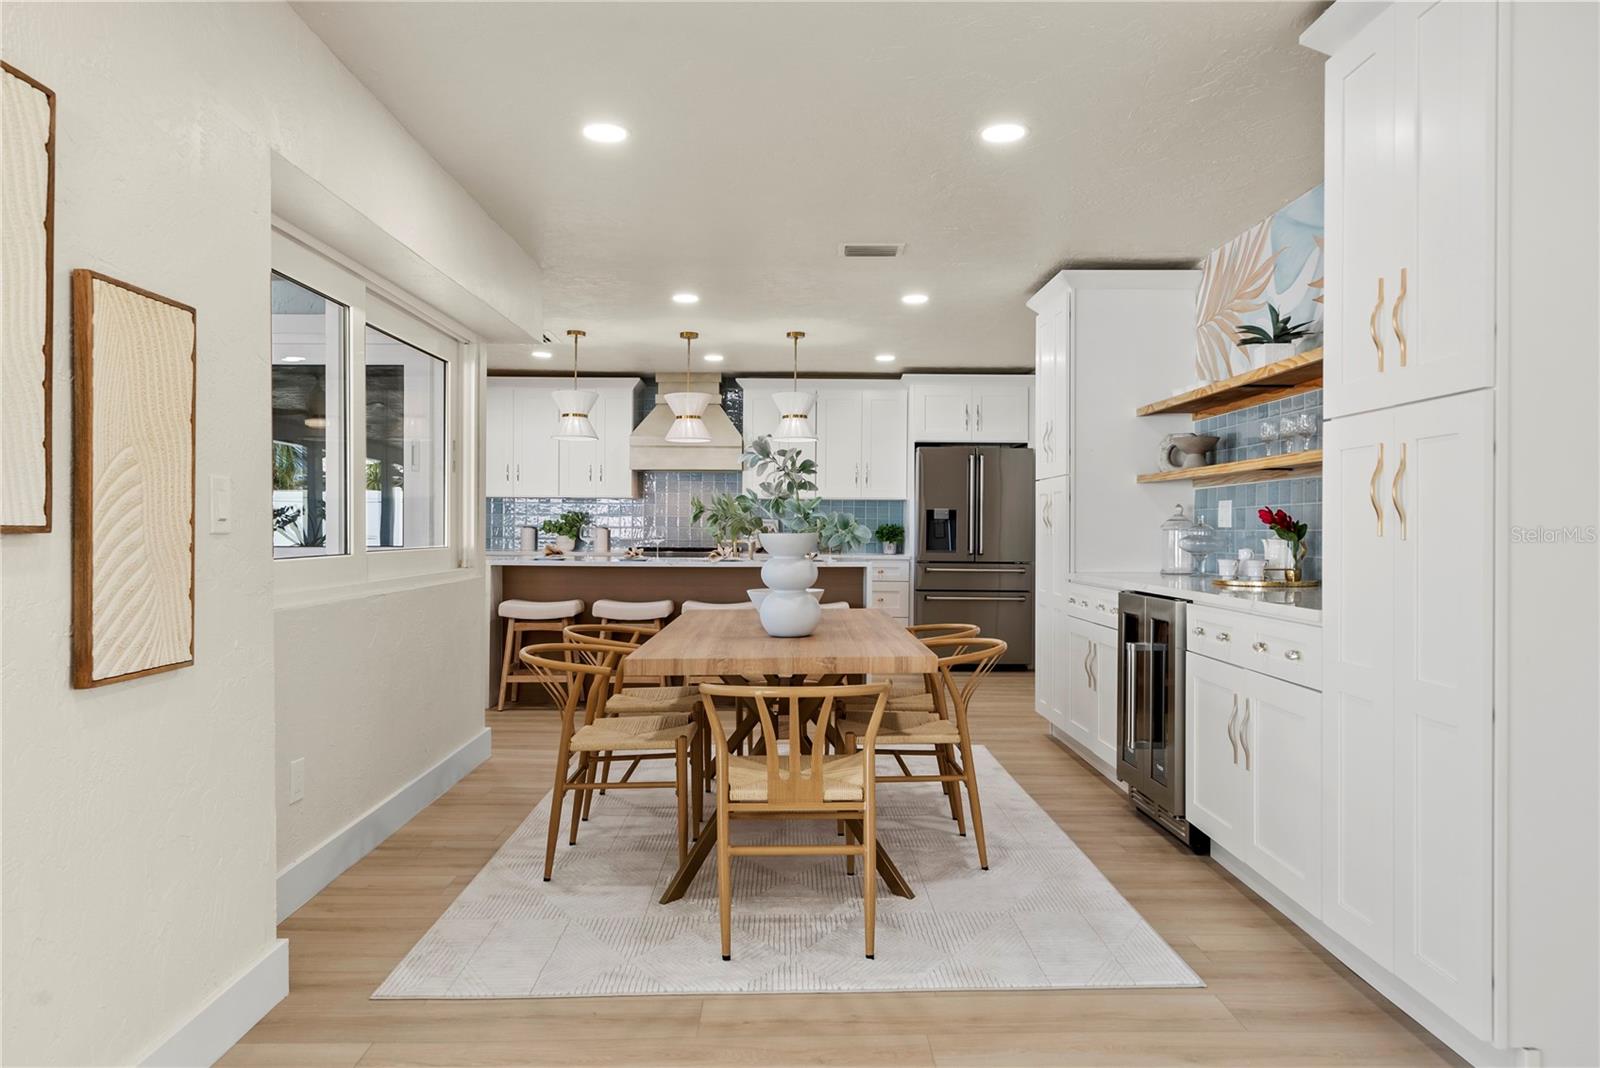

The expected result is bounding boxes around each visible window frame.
[271,228,470,597]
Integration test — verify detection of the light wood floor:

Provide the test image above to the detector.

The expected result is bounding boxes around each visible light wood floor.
[222,674,1461,1067]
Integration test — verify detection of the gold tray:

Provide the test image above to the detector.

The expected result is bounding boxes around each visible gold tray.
[1211,577,1321,590]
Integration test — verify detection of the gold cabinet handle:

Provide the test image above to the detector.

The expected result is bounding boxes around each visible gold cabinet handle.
[1392,442,1408,540]
[1226,694,1240,766]
[1240,698,1253,771]
[1370,277,1386,372]
[1392,267,1409,368]
[1370,443,1385,537]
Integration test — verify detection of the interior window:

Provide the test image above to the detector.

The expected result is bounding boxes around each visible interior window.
[364,324,448,550]
[270,272,348,558]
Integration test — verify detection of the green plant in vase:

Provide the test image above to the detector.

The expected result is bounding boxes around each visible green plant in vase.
[541,509,589,553]
[691,436,871,554]
[1257,506,1309,582]
[874,522,905,554]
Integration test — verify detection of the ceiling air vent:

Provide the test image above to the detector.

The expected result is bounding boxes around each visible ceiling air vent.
[840,243,905,258]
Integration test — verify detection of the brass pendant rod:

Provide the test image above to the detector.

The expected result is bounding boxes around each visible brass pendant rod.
[679,330,698,393]
[786,330,805,391]
[566,328,586,388]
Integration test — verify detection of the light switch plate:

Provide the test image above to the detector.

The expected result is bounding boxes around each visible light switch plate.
[1218,499,1233,528]
[209,474,232,534]
[288,758,305,804]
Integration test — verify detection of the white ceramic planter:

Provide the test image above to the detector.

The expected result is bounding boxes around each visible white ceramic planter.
[756,531,821,637]
[552,535,577,553]
[1248,342,1296,370]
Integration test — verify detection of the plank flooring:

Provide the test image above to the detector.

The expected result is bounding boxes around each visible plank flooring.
[222,674,1461,1067]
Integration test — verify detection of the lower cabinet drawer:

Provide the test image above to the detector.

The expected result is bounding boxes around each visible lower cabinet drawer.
[1187,606,1249,666]
[1242,617,1322,690]
[869,584,908,617]
[869,559,911,583]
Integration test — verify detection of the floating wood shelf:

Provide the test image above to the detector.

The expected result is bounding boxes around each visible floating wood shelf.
[1137,449,1323,488]
[1137,348,1323,418]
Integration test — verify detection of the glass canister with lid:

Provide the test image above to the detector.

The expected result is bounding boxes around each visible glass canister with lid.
[1160,504,1205,575]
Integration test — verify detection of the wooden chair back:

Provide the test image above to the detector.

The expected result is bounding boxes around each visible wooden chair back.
[908,622,981,642]
[563,623,658,688]
[922,636,1007,730]
[518,642,614,733]
[699,682,890,807]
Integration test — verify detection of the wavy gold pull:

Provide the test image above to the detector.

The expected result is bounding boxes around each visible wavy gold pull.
[1370,277,1386,372]
[1392,267,1408,368]
[1370,443,1385,537]
[1392,442,1408,540]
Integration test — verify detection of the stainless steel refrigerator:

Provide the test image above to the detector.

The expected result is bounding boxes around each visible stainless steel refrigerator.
[913,445,1034,666]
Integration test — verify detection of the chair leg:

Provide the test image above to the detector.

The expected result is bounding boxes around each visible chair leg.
[960,739,988,870]
[543,736,573,881]
[717,795,733,961]
[675,737,690,866]
[690,731,704,834]
[568,754,590,846]
[496,620,517,711]
[585,752,609,820]
[940,746,967,834]
[862,806,878,959]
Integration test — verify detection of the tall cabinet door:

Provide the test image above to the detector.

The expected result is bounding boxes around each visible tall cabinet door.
[595,388,638,498]
[1391,390,1494,1038]
[1034,301,1068,480]
[1091,628,1120,768]
[1064,617,1099,749]
[1324,7,1398,419]
[1321,406,1397,965]
[1185,654,1249,854]
[513,386,559,497]
[485,383,516,498]
[1033,485,1058,727]
[815,389,864,497]
[861,391,908,498]
[1245,674,1323,916]
[1390,0,1497,409]
[557,398,601,496]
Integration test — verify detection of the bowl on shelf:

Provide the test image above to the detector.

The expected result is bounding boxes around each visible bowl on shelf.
[1159,433,1221,470]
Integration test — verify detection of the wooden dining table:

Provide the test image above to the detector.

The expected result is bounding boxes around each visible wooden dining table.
[624,606,937,904]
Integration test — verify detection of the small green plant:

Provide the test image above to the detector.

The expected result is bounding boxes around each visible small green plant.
[541,510,589,543]
[874,523,905,546]
[691,493,764,546]
[691,436,871,552]
[1236,303,1315,346]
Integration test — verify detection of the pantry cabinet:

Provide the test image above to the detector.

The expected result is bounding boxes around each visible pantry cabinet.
[1031,295,1069,480]
[1323,0,1497,419]
[905,375,1031,444]
[485,378,638,498]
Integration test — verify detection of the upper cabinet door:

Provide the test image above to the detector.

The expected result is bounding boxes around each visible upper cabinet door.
[815,389,864,497]
[485,383,516,498]
[1390,389,1494,1038]
[1390,0,1497,409]
[594,387,639,498]
[860,391,908,498]
[1033,301,1069,478]
[557,396,601,496]
[513,386,560,497]
[909,381,973,442]
[744,384,817,494]
[971,380,1032,444]
[1324,7,1399,419]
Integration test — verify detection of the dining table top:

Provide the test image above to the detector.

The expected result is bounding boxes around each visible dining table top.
[624,607,937,677]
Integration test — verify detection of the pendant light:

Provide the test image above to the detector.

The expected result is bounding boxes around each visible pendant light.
[771,330,816,442]
[664,331,713,443]
[551,329,599,440]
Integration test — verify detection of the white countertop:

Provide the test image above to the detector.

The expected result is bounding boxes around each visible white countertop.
[487,551,907,569]
[1068,571,1321,624]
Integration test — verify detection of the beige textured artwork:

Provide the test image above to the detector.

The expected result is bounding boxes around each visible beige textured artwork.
[1,63,56,532]
[72,271,196,688]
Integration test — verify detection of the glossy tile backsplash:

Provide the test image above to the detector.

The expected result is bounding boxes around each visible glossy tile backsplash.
[1188,389,1323,578]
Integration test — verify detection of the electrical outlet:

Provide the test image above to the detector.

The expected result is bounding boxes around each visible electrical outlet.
[288,758,305,804]
[209,474,232,534]
[1217,499,1233,528]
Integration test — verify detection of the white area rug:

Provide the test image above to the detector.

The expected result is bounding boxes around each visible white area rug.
[374,747,1201,998]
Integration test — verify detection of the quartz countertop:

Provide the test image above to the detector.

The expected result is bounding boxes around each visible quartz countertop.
[487,551,907,569]
[1068,570,1321,624]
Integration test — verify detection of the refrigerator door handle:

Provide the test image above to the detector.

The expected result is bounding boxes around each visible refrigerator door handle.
[966,453,976,552]
[924,566,1028,574]
[976,452,986,556]
[922,594,1029,602]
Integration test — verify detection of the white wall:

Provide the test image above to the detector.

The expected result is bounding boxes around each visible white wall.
[0,4,535,1064]
[1503,4,1600,1064]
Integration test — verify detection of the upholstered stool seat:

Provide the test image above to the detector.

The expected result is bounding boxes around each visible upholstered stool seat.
[499,598,585,622]
[593,598,674,622]
[681,600,751,611]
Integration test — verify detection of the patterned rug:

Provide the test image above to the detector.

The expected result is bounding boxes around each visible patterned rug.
[374,746,1201,997]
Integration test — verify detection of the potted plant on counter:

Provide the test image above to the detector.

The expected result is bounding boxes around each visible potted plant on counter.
[541,509,589,554]
[874,523,904,555]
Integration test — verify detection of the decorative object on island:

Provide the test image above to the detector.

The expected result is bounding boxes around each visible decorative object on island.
[541,509,589,553]
[2,62,56,533]
[771,329,816,442]
[874,523,904,554]
[1157,433,1220,471]
[1257,506,1309,582]
[70,270,196,688]
[552,329,598,441]
[664,331,713,443]
[692,435,870,636]
[1235,303,1317,369]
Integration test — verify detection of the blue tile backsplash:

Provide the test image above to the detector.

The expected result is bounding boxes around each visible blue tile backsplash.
[1188,389,1323,578]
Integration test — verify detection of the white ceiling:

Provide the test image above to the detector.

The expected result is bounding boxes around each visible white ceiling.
[294,1,1327,375]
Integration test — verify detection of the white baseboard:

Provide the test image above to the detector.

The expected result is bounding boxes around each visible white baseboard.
[141,939,288,1067]
[276,726,491,921]
[1210,845,1512,1068]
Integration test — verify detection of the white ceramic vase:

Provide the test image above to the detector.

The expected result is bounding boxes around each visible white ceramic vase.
[756,531,821,637]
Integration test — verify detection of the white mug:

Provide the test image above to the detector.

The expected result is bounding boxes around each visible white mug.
[1217,558,1239,579]
[1241,558,1266,580]
[1237,547,1254,561]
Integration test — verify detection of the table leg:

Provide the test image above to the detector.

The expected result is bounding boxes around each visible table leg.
[659,816,718,904]
[843,819,915,899]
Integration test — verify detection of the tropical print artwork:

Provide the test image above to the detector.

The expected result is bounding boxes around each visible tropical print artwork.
[1195,185,1324,381]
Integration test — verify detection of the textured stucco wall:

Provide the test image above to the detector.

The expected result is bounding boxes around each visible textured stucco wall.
[0,4,526,1063]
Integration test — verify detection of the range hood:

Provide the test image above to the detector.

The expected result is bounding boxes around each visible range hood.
[629,373,744,471]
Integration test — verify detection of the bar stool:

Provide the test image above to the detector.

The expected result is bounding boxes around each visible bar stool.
[497,598,584,710]
[593,599,674,687]
[680,600,751,611]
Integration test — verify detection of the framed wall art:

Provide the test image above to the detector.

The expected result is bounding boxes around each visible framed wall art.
[2,61,57,532]
[71,270,197,688]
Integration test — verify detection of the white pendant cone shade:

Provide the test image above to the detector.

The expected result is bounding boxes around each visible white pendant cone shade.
[552,389,599,440]
[770,390,816,442]
[665,331,713,443]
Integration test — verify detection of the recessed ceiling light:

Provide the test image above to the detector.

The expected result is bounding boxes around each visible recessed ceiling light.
[672,292,699,304]
[980,122,1028,144]
[875,353,896,363]
[901,293,929,306]
[582,122,628,144]
[703,353,724,363]
[280,355,306,363]
[531,350,553,360]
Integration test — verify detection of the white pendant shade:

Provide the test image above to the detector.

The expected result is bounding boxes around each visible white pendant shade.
[770,389,816,442]
[663,391,713,443]
[552,388,599,440]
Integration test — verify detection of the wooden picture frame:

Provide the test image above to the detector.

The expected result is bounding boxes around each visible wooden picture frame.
[71,270,197,688]
[1,61,57,532]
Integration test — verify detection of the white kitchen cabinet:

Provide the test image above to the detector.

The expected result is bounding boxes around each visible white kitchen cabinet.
[1323,1,1496,419]
[906,375,1031,444]
[485,378,636,499]
[860,391,908,497]
[485,382,517,498]
[1187,650,1322,917]
[739,381,817,494]
[1063,616,1099,749]
[1321,389,1494,1034]
[1031,294,1069,480]
[814,386,908,499]
[815,389,864,497]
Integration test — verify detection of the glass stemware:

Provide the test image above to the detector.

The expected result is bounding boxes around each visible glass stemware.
[1296,412,1318,451]
[1259,421,1278,457]
[1279,416,1298,454]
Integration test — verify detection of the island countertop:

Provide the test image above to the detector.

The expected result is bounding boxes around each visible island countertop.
[486,551,910,568]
